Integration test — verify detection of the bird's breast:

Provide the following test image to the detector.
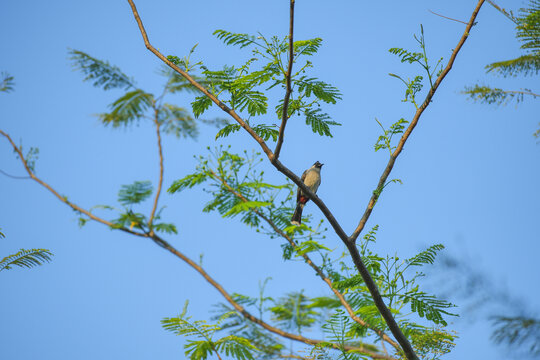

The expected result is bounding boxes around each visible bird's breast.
[303,170,321,191]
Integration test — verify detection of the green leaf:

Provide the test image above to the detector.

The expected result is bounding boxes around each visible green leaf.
[118,181,153,205]
[389,47,423,64]
[293,38,323,56]
[153,223,178,235]
[99,89,154,127]
[294,240,330,256]
[111,210,147,230]
[159,103,198,139]
[0,249,53,272]
[215,124,242,140]
[308,296,342,309]
[462,85,538,105]
[215,335,258,360]
[270,292,319,333]
[486,54,540,77]
[252,124,278,141]
[168,173,209,193]
[162,68,213,93]
[234,90,268,116]
[0,72,15,93]
[69,49,134,90]
[304,108,341,137]
[406,244,445,266]
[223,201,272,217]
[192,96,212,118]
[400,290,457,326]
[213,29,259,48]
[295,76,342,104]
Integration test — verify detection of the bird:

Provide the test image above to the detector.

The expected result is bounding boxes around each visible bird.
[291,161,323,225]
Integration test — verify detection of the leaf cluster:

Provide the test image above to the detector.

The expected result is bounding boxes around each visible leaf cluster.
[70,49,219,138]
[389,25,444,107]
[168,147,328,260]
[491,316,540,355]
[162,302,258,360]
[329,227,456,359]
[183,30,342,138]
[463,0,539,131]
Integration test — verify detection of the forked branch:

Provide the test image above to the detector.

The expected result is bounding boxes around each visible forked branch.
[208,170,400,352]
[349,0,486,243]
[1,128,392,360]
[0,129,147,238]
[125,1,486,359]
[274,0,295,159]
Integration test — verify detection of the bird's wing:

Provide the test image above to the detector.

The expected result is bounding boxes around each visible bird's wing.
[297,169,308,202]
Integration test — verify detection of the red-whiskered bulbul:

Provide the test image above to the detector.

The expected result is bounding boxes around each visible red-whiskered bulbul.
[291,161,323,225]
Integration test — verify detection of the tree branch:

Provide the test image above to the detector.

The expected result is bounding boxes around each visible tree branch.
[125,2,486,359]
[208,170,400,352]
[150,233,395,359]
[274,0,295,159]
[125,0,349,271]
[125,0,274,160]
[350,0,486,243]
[148,105,164,233]
[0,129,389,359]
[0,129,147,238]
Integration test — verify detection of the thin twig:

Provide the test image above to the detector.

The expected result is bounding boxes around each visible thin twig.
[148,105,164,233]
[274,0,295,159]
[350,0,486,243]
[344,5,486,358]
[0,168,31,179]
[209,170,400,352]
[486,0,518,26]
[428,9,469,25]
[150,233,395,359]
[0,129,147,238]
[125,0,274,160]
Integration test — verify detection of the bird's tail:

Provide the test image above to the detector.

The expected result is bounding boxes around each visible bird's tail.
[291,203,305,225]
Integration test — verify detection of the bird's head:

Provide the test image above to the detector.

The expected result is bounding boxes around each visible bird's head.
[313,161,324,169]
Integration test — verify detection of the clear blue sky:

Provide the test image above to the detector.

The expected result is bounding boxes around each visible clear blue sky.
[1,1,538,359]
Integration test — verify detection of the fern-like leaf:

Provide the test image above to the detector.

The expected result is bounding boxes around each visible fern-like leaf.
[152,223,178,235]
[486,55,540,77]
[295,76,342,104]
[99,89,154,127]
[252,124,279,141]
[215,335,258,360]
[69,49,134,90]
[118,181,153,205]
[159,103,198,139]
[234,90,268,116]
[0,72,15,93]
[304,108,341,137]
[294,38,323,56]
[213,29,259,48]
[0,249,53,272]
[168,173,209,193]
[406,244,445,267]
[192,96,213,118]
[215,124,242,140]
[223,201,272,217]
